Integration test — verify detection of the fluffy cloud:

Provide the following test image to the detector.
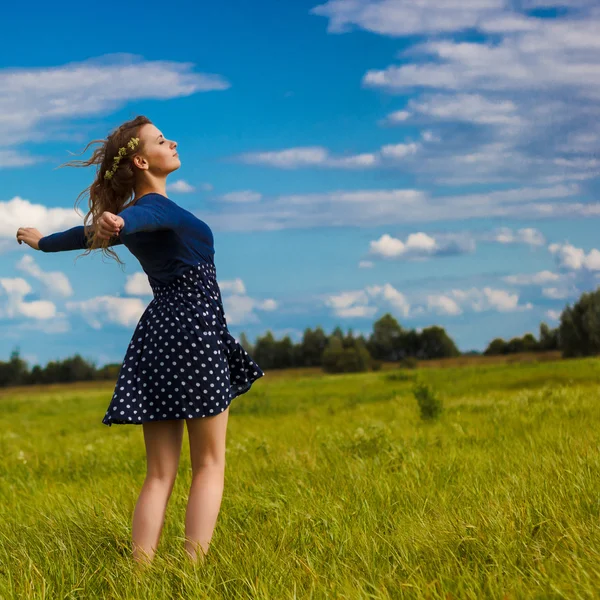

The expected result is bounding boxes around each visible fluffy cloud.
[542,287,572,299]
[217,278,277,325]
[219,278,246,295]
[503,270,560,285]
[1,196,83,248]
[487,227,545,246]
[202,184,586,232]
[545,309,562,321]
[427,294,462,316]
[124,272,153,296]
[311,0,505,36]
[323,282,531,319]
[368,232,474,260]
[65,296,148,329]
[167,180,195,193]
[0,277,57,320]
[449,287,533,313]
[236,144,416,169]
[15,255,73,298]
[0,54,229,160]
[549,243,600,270]
[324,286,408,318]
[221,294,278,325]
[312,0,600,186]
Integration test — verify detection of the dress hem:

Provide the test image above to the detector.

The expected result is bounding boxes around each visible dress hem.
[102,373,263,426]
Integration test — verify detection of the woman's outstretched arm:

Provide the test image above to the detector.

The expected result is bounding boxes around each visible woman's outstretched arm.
[37,225,123,252]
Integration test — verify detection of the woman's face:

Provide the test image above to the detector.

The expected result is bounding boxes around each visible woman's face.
[135,123,180,176]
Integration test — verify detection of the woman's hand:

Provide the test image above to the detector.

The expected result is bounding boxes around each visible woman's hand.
[96,211,125,240]
[16,227,43,250]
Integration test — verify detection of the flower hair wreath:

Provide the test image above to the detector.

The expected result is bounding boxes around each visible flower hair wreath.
[103,137,140,180]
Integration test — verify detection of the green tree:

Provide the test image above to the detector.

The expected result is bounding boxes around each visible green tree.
[484,338,508,355]
[367,313,404,361]
[539,322,559,351]
[559,288,600,357]
[418,326,460,359]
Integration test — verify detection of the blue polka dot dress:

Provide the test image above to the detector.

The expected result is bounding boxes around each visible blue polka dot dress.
[102,261,264,426]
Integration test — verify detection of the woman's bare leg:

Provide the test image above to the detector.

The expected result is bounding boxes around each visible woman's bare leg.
[132,419,185,565]
[184,406,230,563]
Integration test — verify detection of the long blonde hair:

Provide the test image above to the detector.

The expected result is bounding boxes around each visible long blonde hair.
[56,115,152,266]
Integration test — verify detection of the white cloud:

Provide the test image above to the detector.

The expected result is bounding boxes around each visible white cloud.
[324,289,382,319]
[15,255,73,298]
[221,191,263,203]
[542,286,572,299]
[323,282,531,320]
[450,287,533,313]
[311,0,505,36]
[221,294,279,325]
[545,309,562,321]
[487,227,545,246]
[0,54,230,157]
[167,180,195,193]
[366,283,412,317]
[379,142,419,159]
[381,110,411,125]
[237,139,426,170]
[1,196,83,249]
[408,94,523,126]
[368,232,474,260]
[124,272,152,296]
[0,149,40,170]
[503,270,560,285]
[65,296,147,329]
[258,299,278,311]
[0,277,57,320]
[421,129,440,142]
[237,145,381,169]
[358,260,374,268]
[549,242,600,271]
[215,277,277,325]
[219,278,246,295]
[201,183,586,232]
[427,294,462,316]
[313,1,600,186]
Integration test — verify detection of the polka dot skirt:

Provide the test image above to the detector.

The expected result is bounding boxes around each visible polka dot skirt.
[102,261,265,426]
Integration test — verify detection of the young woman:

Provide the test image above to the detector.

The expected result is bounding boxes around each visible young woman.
[15,115,265,566]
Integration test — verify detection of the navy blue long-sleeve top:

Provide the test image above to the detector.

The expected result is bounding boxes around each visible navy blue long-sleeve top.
[38,193,215,287]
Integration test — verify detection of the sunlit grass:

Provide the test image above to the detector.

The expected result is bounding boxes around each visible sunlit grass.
[1,357,599,598]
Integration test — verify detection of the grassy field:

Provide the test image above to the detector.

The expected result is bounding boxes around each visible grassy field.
[0,356,599,599]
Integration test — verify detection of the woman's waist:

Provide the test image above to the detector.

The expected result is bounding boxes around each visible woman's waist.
[149,260,217,296]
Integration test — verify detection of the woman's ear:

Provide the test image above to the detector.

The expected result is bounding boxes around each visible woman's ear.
[133,155,147,170]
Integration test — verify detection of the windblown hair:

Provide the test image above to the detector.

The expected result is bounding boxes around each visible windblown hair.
[56,115,152,266]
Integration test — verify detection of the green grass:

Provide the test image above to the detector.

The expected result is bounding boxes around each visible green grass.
[1,357,599,598]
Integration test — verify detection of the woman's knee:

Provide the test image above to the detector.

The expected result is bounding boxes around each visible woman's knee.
[145,470,179,493]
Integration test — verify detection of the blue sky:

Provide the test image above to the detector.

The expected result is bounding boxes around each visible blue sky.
[2,0,600,367]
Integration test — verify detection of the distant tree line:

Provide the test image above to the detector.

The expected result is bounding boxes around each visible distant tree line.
[0,314,459,387]
[0,349,121,388]
[246,315,459,374]
[484,322,559,355]
[2,286,600,387]
[484,287,600,358]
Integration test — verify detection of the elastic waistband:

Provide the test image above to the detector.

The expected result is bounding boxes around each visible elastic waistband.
[151,262,216,297]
